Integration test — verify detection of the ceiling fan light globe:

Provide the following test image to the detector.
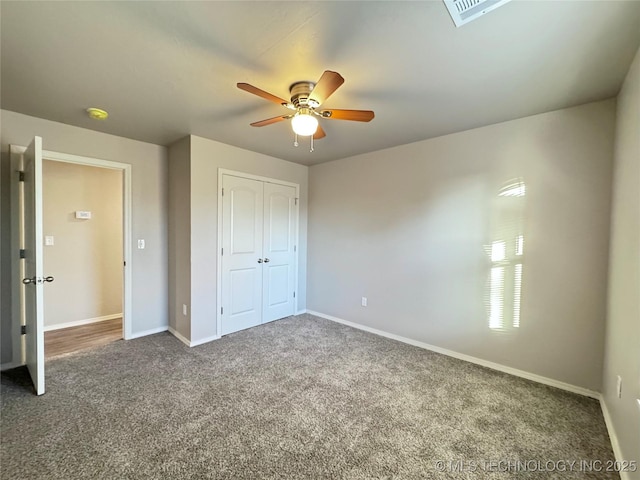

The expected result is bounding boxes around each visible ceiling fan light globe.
[291,113,318,136]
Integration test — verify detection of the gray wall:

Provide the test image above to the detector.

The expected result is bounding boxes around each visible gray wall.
[603,47,640,475]
[42,160,123,328]
[308,99,615,391]
[188,135,308,343]
[168,137,191,339]
[0,133,14,364]
[1,110,168,366]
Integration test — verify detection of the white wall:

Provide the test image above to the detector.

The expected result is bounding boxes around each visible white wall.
[603,47,640,476]
[42,160,123,328]
[168,135,309,344]
[0,110,168,365]
[308,99,615,391]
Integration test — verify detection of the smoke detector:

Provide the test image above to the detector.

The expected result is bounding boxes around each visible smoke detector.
[86,107,109,120]
[444,0,512,27]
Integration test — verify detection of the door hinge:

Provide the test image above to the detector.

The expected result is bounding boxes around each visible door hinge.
[294,245,296,252]
[124,261,126,266]
[19,249,26,259]
[18,171,25,182]
[221,188,224,196]
[295,197,298,205]
[21,325,26,335]
[221,248,223,256]
[221,307,224,315]
[293,291,296,298]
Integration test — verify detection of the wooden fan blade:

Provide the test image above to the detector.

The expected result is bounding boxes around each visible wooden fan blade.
[320,109,375,122]
[238,83,289,106]
[309,71,344,106]
[313,125,326,140]
[250,115,290,127]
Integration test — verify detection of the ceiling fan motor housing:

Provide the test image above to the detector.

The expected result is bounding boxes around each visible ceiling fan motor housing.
[289,82,320,109]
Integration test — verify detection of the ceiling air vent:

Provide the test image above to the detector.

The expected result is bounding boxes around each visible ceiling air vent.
[443,0,512,27]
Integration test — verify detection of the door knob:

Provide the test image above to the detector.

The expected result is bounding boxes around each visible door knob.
[257,258,263,263]
[263,258,270,263]
[22,276,54,285]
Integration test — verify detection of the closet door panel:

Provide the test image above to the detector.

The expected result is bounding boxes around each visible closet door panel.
[220,175,263,335]
[262,183,296,323]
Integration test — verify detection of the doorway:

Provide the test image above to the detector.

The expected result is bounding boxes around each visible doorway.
[9,140,133,394]
[41,160,124,358]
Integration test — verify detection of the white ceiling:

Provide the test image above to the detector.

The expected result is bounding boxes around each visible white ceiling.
[2,1,639,166]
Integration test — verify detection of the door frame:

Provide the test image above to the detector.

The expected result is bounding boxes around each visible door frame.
[216,168,300,337]
[9,145,133,343]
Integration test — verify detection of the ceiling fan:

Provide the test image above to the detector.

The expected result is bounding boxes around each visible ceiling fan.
[237,70,374,151]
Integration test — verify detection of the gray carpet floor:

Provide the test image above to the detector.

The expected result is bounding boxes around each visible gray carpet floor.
[1,314,617,479]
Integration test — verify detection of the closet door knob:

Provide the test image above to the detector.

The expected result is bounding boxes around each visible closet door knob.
[263,258,270,263]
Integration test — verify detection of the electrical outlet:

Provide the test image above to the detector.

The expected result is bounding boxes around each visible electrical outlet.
[616,375,622,398]
[137,239,145,249]
[182,304,188,316]
[361,297,367,307]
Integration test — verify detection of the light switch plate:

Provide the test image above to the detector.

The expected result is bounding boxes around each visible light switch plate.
[45,236,54,246]
[137,239,145,249]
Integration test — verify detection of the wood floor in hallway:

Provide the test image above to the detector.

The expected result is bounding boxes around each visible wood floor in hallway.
[45,318,122,359]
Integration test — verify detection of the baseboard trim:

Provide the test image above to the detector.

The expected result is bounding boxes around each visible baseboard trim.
[44,313,122,332]
[295,309,307,315]
[191,335,221,347]
[168,327,220,347]
[0,360,24,371]
[307,310,600,400]
[127,326,168,340]
[599,396,631,480]
[168,327,191,346]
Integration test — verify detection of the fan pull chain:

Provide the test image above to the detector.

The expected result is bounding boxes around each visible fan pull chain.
[293,133,299,147]
[310,135,314,153]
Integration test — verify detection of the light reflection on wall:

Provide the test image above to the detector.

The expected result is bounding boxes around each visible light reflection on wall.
[486,179,526,331]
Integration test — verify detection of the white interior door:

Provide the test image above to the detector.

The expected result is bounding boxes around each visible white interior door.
[22,136,46,395]
[220,175,264,335]
[262,182,296,323]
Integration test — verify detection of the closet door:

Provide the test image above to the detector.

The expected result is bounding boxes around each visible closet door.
[262,182,296,323]
[220,175,264,335]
